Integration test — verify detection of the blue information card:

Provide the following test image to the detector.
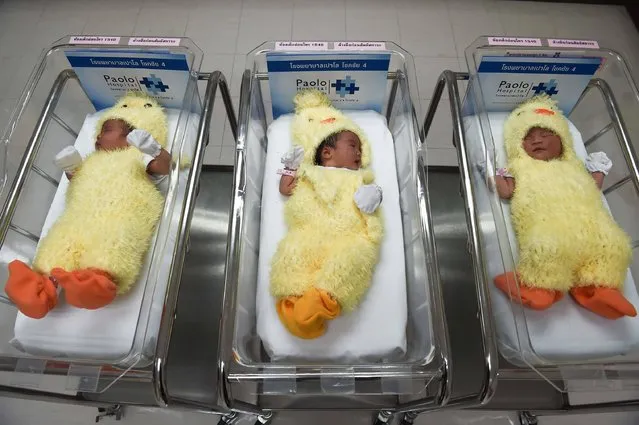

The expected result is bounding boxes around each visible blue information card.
[266,52,391,119]
[475,55,602,114]
[65,49,191,110]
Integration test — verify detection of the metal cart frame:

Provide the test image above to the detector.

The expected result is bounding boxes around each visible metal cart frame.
[421,67,639,425]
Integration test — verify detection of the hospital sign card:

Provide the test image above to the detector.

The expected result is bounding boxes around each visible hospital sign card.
[266,52,391,119]
[476,55,602,114]
[65,49,191,110]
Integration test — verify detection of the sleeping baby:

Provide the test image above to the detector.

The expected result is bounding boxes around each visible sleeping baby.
[5,93,171,319]
[271,89,384,339]
[492,94,636,320]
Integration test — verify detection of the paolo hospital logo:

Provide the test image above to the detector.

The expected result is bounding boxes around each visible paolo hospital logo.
[296,75,360,98]
[103,73,170,95]
[496,78,559,97]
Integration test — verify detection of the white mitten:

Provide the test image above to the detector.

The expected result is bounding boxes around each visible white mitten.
[281,145,305,170]
[354,184,383,214]
[586,151,612,175]
[127,129,162,158]
[54,146,82,173]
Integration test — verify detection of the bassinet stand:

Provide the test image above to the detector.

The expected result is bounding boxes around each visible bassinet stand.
[421,65,639,425]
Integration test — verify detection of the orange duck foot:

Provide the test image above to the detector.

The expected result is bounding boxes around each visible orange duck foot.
[570,285,637,320]
[494,272,563,311]
[5,260,57,319]
[51,268,117,310]
[276,288,341,339]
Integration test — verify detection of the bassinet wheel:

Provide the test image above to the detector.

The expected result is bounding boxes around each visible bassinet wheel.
[254,412,273,425]
[217,412,239,425]
[518,411,538,425]
[372,410,393,425]
[399,411,418,425]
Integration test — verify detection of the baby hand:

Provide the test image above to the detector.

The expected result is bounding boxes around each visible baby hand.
[586,151,612,175]
[127,129,162,158]
[354,184,383,214]
[281,145,304,170]
[54,146,82,173]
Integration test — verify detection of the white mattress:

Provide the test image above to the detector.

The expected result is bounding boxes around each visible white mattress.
[11,109,198,364]
[256,111,407,361]
[465,112,639,365]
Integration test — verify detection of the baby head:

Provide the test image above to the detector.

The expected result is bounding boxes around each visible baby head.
[291,89,371,169]
[314,130,362,170]
[96,119,133,151]
[503,94,576,163]
[522,126,563,161]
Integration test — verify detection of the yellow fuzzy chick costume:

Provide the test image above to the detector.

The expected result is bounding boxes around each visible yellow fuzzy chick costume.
[5,92,167,318]
[270,89,383,339]
[496,94,635,319]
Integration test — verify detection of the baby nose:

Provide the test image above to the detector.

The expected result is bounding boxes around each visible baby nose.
[320,117,336,124]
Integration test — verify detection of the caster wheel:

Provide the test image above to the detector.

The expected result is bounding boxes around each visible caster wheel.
[400,412,417,425]
[254,412,273,425]
[373,410,393,425]
[217,412,239,425]
[518,411,538,425]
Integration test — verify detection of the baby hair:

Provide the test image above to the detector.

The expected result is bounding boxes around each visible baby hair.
[314,131,342,165]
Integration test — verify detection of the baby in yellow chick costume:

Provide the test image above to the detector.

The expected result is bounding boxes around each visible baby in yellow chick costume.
[5,92,171,319]
[493,94,636,320]
[271,89,384,339]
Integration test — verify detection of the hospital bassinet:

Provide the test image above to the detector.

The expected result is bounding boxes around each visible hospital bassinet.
[0,36,233,398]
[217,41,451,414]
[423,35,639,397]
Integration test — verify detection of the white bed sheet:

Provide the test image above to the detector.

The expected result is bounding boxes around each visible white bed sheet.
[466,112,639,365]
[11,109,197,364]
[256,111,408,361]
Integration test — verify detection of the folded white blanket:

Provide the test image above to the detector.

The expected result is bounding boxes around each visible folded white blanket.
[466,112,639,365]
[10,109,198,365]
[256,111,408,361]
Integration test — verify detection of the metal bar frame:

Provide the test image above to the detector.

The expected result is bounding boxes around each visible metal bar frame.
[429,69,639,417]
[216,66,451,417]
[153,70,236,409]
[420,71,499,414]
[0,69,237,408]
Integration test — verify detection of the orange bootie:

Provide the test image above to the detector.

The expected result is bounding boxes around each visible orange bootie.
[51,268,117,310]
[276,288,341,339]
[494,272,563,311]
[5,260,57,319]
[570,285,637,320]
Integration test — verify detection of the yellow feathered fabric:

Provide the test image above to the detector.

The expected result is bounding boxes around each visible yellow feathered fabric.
[270,90,383,336]
[33,148,164,294]
[503,94,631,291]
[33,92,167,294]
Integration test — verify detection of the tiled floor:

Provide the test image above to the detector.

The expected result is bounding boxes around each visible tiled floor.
[2,0,639,424]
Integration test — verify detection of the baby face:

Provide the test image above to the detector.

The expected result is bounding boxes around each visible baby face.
[522,127,563,161]
[96,119,131,151]
[320,131,362,170]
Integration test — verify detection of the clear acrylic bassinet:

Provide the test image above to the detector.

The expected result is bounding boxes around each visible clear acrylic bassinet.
[217,41,450,414]
[460,36,639,394]
[0,35,204,394]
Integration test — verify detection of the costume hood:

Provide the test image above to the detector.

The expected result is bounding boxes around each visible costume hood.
[503,94,577,163]
[290,89,372,168]
[95,92,169,149]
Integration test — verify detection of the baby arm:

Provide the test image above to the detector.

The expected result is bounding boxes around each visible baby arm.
[279,145,304,196]
[279,174,297,196]
[54,146,82,180]
[146,148,171,176]
[586,152,612,190]
[494,168,515,200]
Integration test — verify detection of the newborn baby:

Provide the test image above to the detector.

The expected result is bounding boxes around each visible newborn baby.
[5,93,172,319]
[493,94,635,320]
[270,90,384,339]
